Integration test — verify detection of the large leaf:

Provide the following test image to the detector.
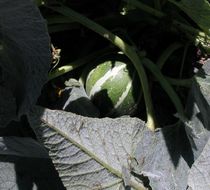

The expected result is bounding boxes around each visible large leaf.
[0,0,51,127]
[0,136,65,190]
[184,61,210,159]
[132,125,192,190]
[28,106,147,190]
[169,0,210,34]
[188,137,210,190]
[183,61,210,189]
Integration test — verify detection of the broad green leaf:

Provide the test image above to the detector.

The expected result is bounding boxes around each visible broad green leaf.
[0,136,64,190]
[0,0,50,127]
[169,0,210,35]
[28,106,147,190]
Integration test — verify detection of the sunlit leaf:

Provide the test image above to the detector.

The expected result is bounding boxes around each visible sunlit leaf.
[132,125,192,190]
[188,137,210,190]
[29,106,147,190]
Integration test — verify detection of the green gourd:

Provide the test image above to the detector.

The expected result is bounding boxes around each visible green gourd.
[84,54,141,117]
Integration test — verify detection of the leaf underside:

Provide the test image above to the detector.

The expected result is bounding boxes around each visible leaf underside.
[28,106,146,190]
[28,105,194,190]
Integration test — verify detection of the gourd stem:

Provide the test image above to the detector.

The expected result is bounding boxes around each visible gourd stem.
[48,5,157,130]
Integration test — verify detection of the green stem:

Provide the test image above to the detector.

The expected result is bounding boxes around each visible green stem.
[48,47,113,80]
[168,77,192,87]
[157,42,183,70]
[48,5,157,130]
[179,43,189,79]
[152,76,193,87]
[123,0,164,18]
[159,77,193,87]
[142,58,186,118]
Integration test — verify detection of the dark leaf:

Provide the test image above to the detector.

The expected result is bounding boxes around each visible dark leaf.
[0,0,51,127]
[0,136,65,190]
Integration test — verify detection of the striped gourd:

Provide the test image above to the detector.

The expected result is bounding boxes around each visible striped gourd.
[85,55,141,117]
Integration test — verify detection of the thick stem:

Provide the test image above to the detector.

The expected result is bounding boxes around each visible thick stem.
[165,77,192,87]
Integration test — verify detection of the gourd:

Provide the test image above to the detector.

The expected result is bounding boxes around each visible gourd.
[84,54,141,117]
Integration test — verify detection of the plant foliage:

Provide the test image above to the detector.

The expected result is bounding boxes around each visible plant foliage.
[1,0,210,190]
[0,0,51,127]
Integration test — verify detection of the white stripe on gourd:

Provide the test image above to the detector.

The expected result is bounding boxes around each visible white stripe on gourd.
[114,75,132,109]
[114,78,132,109]
[107,71,137,115]
[89,64,126,97]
